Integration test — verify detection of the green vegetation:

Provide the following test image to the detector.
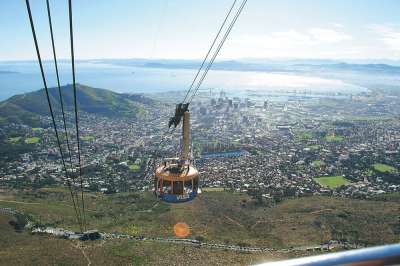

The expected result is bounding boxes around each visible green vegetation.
[128,164,141,172]
[311,160,325,168]
[31,127,43,132]
[372,192,400,203]
[0,213,276,266]
[202,187,225,192]
[372,163,397,173]
[307,144,322,150]
[313,176,351,188]
[294,130,313,141]
[346,115,392,121]
[364,169,374,177]
[1,188,399,249]
[24,137,40,144]
[1,188,400,264]
[0,141,35,162]
[136,106,148,118]
[8,137,21,143]
[325,134,344,142]
[81,135,95,141]
[0,100,41,127]
[122,224,141,235]
[0,84,156,126]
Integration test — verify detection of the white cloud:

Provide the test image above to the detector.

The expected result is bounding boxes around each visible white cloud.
[271,30,313,45]
[221,24,400,60]
[369,24,400,51]
[308,28,352,43]
[223,27,353,58]
[331,23,345,28]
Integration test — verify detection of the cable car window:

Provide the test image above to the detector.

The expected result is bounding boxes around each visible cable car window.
[162,180,172,194]
[184,180,193,193]
[193,177,199,191]
[173,181,184,195]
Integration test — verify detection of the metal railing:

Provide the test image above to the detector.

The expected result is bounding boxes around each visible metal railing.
[256,244,400,266]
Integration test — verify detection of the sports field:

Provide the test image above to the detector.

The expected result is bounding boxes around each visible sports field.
[372,163,397,173]
[325,134,344,142]
[81,135,95,141]
[313,176,351,188]
[24,137,40,144]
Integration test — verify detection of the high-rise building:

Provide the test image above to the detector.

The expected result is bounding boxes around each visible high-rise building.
[264,100,268,109]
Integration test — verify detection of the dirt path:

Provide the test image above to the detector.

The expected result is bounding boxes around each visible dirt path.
[224,215,245,228]
[310,209,334,215]
[0,200,40,205]
[72,242,92,266]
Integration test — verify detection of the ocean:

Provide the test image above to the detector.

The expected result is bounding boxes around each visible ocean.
[0,61,368,101]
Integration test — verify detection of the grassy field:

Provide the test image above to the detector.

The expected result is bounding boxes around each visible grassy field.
[8,137,21,143]
[312,160,325,168]
[325,134,344,142]
[313,176,351,188]
[24,137,40,144]
[128,164,141,172]
[31,127,43,132]
[372,163,397,173]
[81,135,95,141]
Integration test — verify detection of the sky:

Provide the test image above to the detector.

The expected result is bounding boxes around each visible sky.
[1,0,400,61]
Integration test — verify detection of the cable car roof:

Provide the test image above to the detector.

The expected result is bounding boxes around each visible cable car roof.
[155,165,199,182]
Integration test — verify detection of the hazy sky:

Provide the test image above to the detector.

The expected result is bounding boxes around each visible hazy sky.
[1,0,400,61]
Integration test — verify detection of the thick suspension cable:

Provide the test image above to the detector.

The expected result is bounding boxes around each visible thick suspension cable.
[46,0,74,178]
[187,0,247,104]
[45,0,82,224]
[182,0,238,103]
[156,0,246,150]
[68,0,86,231]
[148,0,247,179]
[25,0,83,232]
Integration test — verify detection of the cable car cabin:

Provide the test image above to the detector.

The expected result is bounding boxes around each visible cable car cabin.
[155,107,199,203]
[155,159,199,203]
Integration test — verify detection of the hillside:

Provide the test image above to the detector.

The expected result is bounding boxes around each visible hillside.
[0,84,155,127]
[0,213,280,266]
[1,188,400,264]
[2,189,400,246]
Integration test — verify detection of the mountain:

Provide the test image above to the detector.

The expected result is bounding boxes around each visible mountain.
[0,84,156,127]
[93,58,400,74]
[290,63,400,74]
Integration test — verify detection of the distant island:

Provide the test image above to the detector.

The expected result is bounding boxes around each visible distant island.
[0,70,19,74]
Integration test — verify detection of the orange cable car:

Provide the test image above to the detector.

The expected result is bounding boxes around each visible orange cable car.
[155,107,199,203]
